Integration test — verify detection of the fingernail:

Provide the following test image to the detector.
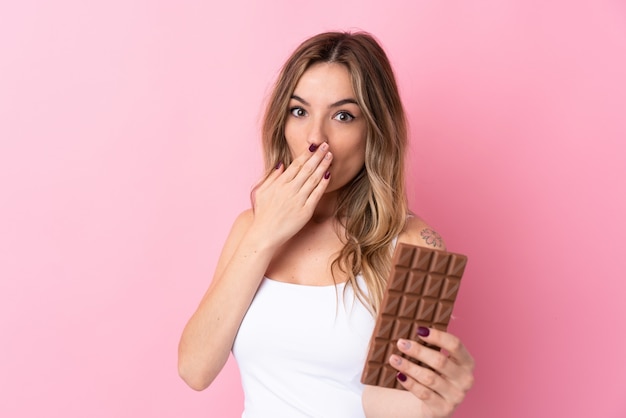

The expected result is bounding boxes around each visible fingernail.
[397,372,407,382]
[398,339,411,350]
[309,144,318,152]
[275,162,282,169]
[324,171,331,179]
[417,326,430,337]
[390,354,402,366]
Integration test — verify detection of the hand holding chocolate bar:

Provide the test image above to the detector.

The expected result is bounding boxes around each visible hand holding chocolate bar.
[389,326,475,416]
[362,243,475,416]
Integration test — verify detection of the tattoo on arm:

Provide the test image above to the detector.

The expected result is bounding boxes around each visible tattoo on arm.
[420,228,444,248]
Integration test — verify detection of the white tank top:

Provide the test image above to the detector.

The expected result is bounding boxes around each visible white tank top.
[232,276,375,417]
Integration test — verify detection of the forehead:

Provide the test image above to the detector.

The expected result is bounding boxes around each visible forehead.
[293,62,355,99]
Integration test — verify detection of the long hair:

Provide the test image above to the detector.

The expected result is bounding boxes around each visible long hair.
[260,31,409,313]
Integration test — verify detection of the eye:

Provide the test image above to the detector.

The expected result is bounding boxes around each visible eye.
[289,107,307,117]
[333,111,355,122]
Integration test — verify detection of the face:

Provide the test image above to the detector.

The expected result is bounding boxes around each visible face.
[284,62,367,192]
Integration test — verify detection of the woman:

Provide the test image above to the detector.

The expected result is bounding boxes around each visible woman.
[178,31,474,417]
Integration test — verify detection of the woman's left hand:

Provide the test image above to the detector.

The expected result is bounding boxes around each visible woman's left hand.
[388,327,475,418]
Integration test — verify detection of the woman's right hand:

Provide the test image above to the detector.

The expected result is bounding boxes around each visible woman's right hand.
[178,142,332,391]
[250,142,333,247]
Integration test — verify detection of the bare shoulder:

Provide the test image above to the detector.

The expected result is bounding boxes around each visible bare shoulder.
[230,208,254,234]
[397,215,447,250]
[221,208,257,251]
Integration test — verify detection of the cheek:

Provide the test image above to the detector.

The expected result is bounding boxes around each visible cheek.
[334,143,366,175]
[343,136,366,164]
[283,123,293,145]
[283,123,298,157]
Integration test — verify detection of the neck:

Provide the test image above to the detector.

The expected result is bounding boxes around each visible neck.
[310,191,339,224]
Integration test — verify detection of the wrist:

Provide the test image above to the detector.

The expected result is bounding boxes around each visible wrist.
[241,223,285,255]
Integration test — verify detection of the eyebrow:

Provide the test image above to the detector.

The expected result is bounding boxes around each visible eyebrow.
[291,94,359,108]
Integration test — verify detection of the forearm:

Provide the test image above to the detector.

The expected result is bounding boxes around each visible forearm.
[363,385,427,418]
[178,229,277,390]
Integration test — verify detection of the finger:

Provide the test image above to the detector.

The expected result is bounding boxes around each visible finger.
[253,161,285,194]
[302,154,332,207]
[391,363,456,417]
[281,142,330,184]
[389,354,464,407]
[396,337,474,393]
[416,327,475,372]
[266,161,286,182]
[300,150,332,197]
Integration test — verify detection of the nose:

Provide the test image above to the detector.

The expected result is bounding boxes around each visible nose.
[307,117,328,150]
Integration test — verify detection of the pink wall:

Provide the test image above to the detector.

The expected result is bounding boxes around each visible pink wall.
[1,1,625,417]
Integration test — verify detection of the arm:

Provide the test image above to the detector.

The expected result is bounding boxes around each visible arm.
[363,217,475,417]
[177,209,276,390]
[177,143,334,390]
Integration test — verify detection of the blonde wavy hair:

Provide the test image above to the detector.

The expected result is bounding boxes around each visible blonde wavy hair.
[260,31,409,313]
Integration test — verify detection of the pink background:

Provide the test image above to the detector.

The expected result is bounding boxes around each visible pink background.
[1,1,625,417]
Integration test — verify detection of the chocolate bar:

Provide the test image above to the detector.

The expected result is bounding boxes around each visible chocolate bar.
[361,243,468,389]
